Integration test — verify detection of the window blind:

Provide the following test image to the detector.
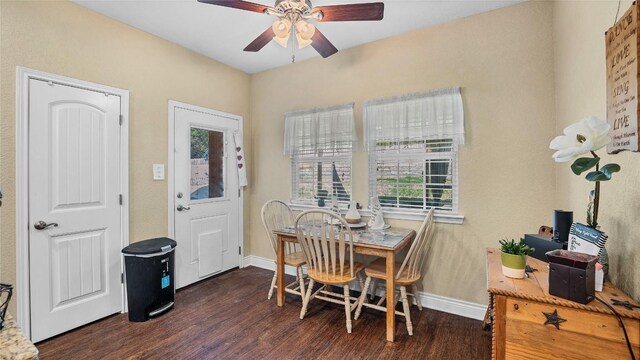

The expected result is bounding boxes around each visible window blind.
[363,87,464,152]
[364,88,464,213]
[284,103,357,156]
[285,103,356,203]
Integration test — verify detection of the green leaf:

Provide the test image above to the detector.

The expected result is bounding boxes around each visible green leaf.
[499,238,534,255]
[585,170,611,181]
[585,163,621,181]
[601,163,621,177]
[571,157,600,175]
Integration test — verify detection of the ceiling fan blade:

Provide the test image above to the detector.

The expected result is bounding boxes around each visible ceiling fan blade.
[310,29,338,58]
[244,27,276,52]
[197,0,271,14]
[313,3,384,22]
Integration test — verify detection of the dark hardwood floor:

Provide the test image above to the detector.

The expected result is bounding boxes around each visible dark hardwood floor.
[36,267,491,359]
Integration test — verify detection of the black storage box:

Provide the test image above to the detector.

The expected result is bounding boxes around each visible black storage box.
[523,234,566,262]
[122,237,177,322]
[546,250,598,304]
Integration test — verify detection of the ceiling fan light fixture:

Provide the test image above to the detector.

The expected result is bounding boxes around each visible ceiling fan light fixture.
[295,20,315,41]
[272,18,292,38]
[295,32,312,49]
[200,0,385,58]
[273,33,290,48]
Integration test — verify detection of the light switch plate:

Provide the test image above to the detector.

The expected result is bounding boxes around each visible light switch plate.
[153,164,165,180]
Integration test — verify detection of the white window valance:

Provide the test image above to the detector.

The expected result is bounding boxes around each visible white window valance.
[283,103,357,156]
[363,87,465,152]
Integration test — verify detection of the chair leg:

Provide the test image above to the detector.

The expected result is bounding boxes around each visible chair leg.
[400,286,413,336]
[354,276,372,320]
[376,288,387,306]
[344,285,352,334]
[268,270,277,300]
[297,267,306,300]
[412,283,423,311]
[300,279,315,320]
[370,279,378,301]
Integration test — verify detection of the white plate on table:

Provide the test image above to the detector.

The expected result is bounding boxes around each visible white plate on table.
[326,219,367,229]
[347,222,367,229]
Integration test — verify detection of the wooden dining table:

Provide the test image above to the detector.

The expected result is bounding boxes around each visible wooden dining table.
[273,225,416,342]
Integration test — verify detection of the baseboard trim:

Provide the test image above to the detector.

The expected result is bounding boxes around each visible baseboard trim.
[243,255,486,321]
[243,255,300,276]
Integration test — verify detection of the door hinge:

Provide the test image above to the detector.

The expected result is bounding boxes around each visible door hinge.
[119,114,123,126]
[238,188,241,198]
[238,246,242,255]
[119,194,123,205]
[121,273,124,284]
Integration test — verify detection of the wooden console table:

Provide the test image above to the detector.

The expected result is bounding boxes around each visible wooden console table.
[486,248,640,360]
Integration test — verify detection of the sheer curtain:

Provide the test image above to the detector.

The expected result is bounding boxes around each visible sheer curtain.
[363,87,464,151]
[283,103,357,156]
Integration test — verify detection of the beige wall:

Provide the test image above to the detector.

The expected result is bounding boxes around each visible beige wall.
[0,1,251,314]
[249,1,556,304]
[7,0,635,322]
[554,0,640,301]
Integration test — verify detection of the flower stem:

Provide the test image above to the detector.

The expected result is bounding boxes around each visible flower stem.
[591,151,600,228]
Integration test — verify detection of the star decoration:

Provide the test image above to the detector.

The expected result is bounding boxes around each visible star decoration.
[543,310,566,330]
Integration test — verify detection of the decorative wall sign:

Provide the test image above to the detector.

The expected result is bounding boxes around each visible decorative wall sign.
[233,131,248,187]
[606,2,640,153]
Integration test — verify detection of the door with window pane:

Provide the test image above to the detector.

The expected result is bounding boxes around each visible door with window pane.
[173,105,240,289]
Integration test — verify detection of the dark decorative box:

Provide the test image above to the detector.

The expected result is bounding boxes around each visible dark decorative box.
[546,250,598,304]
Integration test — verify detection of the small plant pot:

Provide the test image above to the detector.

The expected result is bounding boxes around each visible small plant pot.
[501,252,527,279]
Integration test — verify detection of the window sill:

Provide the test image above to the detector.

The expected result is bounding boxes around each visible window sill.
[288,203,464,225]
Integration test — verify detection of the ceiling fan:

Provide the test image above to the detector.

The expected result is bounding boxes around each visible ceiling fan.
[197,0,384,58]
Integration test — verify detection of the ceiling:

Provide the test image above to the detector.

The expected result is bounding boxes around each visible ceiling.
[73,0,523,74]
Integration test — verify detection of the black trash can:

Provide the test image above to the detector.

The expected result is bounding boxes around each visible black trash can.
[122,237,177,322]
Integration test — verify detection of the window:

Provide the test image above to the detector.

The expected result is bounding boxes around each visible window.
[190,127,224,200]
[364,88,464,214]
[284,104,356,205]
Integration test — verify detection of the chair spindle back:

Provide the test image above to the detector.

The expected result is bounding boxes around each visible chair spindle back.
[261,200,296,255]
[397,208,435,280]
[294,210,355,279]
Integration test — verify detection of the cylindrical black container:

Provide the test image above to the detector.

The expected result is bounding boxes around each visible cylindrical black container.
[122,237,177,322]
[553,210,573,243]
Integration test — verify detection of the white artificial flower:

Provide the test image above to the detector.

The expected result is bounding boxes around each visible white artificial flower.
[549,116,611,162]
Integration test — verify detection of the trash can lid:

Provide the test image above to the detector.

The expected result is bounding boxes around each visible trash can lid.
[122,237,177,255]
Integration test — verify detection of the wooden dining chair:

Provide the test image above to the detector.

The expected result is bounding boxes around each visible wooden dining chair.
[294,210,364,333]
[261,200,306,301]
[354,208,435,336]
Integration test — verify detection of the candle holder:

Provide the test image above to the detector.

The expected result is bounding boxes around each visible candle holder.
[0,283,13,331]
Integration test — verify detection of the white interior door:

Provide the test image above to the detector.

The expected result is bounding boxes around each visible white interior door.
[28,79,124,342]
[172,105,240,289]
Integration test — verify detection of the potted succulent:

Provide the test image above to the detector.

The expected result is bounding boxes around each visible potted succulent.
[499,238,534,279]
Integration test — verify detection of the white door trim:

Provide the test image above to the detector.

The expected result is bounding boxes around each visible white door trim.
[15,67,130,338]
[167,100,244,271]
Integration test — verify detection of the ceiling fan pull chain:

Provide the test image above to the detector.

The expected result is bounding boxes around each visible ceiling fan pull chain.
[291,32,296,63]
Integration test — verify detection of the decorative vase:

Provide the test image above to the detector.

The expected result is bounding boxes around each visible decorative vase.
[0,283,13,330]
[500,252,527,279]
[344,201,361,224]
